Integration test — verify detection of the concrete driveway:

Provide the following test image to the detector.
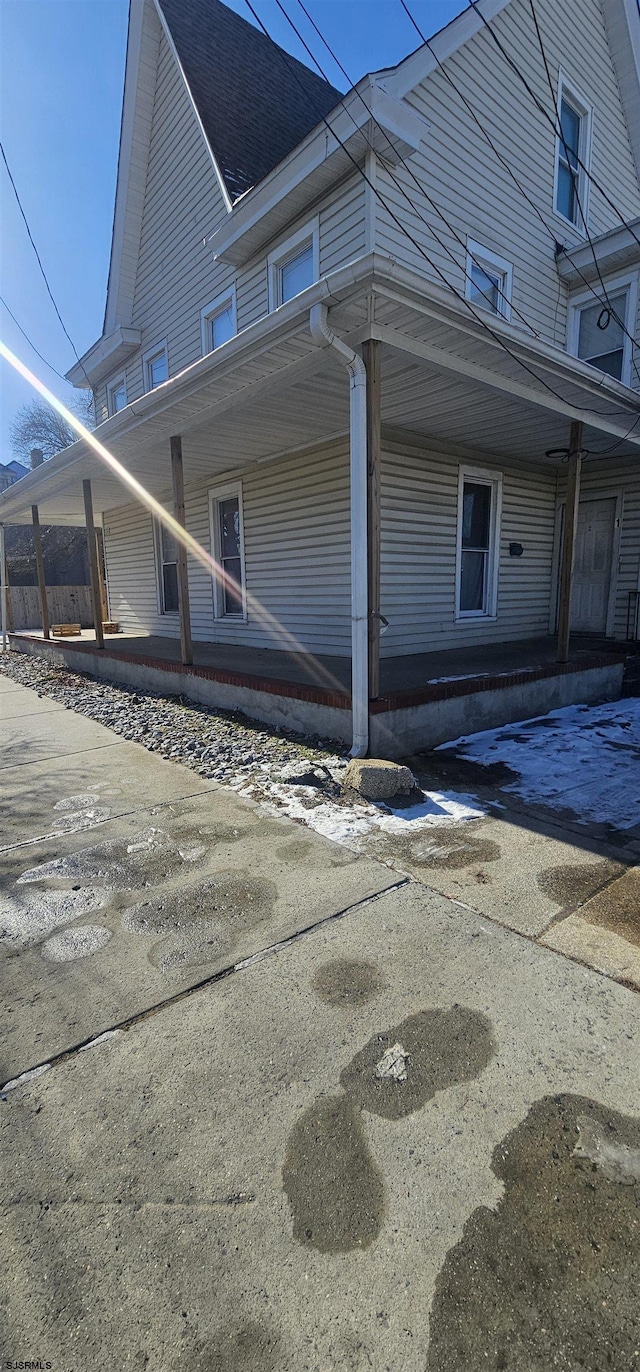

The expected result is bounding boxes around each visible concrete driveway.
[1,678,639,1372]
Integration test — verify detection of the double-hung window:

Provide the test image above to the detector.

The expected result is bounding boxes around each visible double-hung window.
[155,519,179,614]
[210,485,246,619]
[108,377,127,415]
[569,275,637,385]
[268,219,319,310]
[201,289,236,354]
[555,78,592,230]
[465,241,512,320]
[456,468,502,619]
[143,343,168,392]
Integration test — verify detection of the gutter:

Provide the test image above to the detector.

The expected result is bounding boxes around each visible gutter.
[309,303,368,758]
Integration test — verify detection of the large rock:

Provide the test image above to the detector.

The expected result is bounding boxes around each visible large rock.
[343,758,415,801]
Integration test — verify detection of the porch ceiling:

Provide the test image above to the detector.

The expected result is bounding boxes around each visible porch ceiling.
[3,258,640,526]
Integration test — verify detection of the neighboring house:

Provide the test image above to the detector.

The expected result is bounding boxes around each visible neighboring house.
[0,460,28,493]
[3,0,640,755]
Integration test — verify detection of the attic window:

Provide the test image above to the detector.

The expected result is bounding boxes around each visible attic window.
[268,219,319,310]
[143,343,169,392]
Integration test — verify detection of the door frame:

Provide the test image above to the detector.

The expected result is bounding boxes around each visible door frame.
[549,488,623,637]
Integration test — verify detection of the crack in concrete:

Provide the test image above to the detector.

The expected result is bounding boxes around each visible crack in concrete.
[0,785,222,854]
[0,878,408,1091]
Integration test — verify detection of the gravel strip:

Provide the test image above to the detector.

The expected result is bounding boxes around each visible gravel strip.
[0,652,350,808]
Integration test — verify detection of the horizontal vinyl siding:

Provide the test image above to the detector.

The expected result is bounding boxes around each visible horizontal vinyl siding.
[319,176,367,276]
[117,27,231,407]
[103,441,351,655]
[380,439,557,656]
[579,460,640,639]
[375,0,640,350]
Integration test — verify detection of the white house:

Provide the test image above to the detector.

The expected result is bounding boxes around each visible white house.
[2,0,640,756]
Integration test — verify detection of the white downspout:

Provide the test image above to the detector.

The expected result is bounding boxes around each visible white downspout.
[309,303,368,757]
[0,524,7,653]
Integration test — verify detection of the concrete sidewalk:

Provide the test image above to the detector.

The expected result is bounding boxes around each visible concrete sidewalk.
[1,680,639,1371]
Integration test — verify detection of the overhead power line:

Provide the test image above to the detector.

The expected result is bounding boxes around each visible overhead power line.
[243,0,638,428]
[0,140,92,390]
[0,293,70,384]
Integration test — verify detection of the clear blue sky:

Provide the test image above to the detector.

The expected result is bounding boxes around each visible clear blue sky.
[0,0,467,459]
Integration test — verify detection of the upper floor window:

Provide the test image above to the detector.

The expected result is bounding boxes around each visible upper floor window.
[143,342,168,392]
[465,241,512,320]
[456,467,502,620]
[201,288,236,355]
[108,377,127,415]
[268,219,319,310]
[569,275,637,385]
[555,77,592,231]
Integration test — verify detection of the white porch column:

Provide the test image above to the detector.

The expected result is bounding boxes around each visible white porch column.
[310,304,368,757]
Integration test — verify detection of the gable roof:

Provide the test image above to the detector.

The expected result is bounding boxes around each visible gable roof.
[156,0,343,201]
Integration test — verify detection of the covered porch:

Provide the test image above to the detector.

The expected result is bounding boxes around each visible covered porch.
[2,256,639,755]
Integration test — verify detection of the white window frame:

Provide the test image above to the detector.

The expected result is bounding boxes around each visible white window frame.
[142,341,169,392]
[465,240,513,321]
[107,375,127,416]
[567,270,638,386]
[200,286,237,356]
[153,516,179,617]
[209,482,247,621]
[267,217,319,311]
[455,466,503,622]
[553,73,593,235]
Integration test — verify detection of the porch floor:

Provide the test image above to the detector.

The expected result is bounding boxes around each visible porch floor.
[10,628,625,711]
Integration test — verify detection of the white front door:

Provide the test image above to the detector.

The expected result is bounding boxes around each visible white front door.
[570,497,616,633]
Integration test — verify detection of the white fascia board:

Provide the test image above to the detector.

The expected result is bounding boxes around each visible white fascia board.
[376,0,512,100]
[65,327,142,389]
[104,0,159,335]
[603,0,640,184]
[151,0,233,214]
[207,78,429,266]
[556,216,640,284]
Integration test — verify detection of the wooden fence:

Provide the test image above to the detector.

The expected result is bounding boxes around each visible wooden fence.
[7,585,93,630]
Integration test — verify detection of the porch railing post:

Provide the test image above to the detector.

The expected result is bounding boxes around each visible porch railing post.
[363,339,381,700]
[31,505,50,640]
[0,524,7,652]
[170,435,193,667]
[83,479,105,650]
[557,420,583,664]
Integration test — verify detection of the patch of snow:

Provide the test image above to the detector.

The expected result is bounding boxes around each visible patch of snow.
[255,783,485,851]
[441,699,640,830]
[79,1029,123,1052]
[375,1043,409,1082]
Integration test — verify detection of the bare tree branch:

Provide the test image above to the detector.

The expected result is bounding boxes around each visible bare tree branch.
[9,394,95,465]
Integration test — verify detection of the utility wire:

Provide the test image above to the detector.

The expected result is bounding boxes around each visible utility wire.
[285,0,541,337]
[0,293,70,384]
[244,0,637,426]
[467,0,640,254]
[399,0,640,372]
[0,140,93,392]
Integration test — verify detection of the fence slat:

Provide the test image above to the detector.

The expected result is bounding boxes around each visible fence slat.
[8,586,93,630]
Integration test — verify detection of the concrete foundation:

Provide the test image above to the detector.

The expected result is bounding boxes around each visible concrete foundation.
[9,634,624,757]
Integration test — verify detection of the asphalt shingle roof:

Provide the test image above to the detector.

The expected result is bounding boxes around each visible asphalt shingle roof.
[157,0,343,200]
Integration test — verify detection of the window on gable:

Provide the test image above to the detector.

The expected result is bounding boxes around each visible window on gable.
[155,519,179,614]
[210,485,246,619]
[108,377,127,415]
[465,241,512,320]
[572,284,633,383]
[144,345,168,392]
[456,469,502,619]
[201,290,236,354]
[268,220,318,310]
[555,80,591,230]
